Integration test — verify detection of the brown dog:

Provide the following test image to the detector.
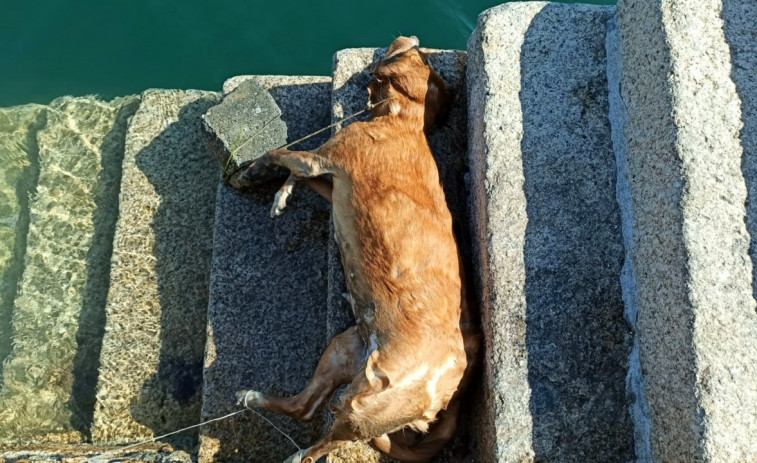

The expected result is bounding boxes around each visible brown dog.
[238,36,479,463]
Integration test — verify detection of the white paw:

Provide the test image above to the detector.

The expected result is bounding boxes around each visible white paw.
[271,189,289,217]
[283,448,310,463]
[270,176,296,217]
[236,389,266,408]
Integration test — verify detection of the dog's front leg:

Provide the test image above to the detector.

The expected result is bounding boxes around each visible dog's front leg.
[244,148,337,215]
[271,175,334,217]
[271,173,297,217]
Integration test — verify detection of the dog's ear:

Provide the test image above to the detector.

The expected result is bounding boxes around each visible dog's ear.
[424,71,450,130]
[384,36,419,61]
[426,75,442,109]
[371,62,389,80]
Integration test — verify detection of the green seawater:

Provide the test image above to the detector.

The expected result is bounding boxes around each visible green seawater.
[1,0,613,107]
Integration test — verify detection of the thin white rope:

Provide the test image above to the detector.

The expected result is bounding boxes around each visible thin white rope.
[243,390,302,451]
[223,97,393,180]
[82,393,304,462]
[83,409,247,462]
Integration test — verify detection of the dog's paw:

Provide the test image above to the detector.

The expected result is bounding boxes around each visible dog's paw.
[237,156,282,186]
[283,448,313,463]
[236,389,266,408]
[271,187,290,217]
[241,159,267,180]
[270,175,297,217]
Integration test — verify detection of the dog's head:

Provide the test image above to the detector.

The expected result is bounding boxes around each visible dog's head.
[367,36,448,132]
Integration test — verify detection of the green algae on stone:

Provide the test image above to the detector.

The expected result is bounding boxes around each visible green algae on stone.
[0,104,46,384]
[0,95,139,444]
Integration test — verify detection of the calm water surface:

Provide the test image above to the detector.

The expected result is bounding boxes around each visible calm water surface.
[2,0,614,106]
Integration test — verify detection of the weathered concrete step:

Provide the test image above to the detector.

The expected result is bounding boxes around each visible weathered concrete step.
[326,46,470,463]
[91,89,220,448]
[197,75,332,463]
[610,0,757,460]
[467,3,632,461]
[0,104,46,384]
[0,95,139,445]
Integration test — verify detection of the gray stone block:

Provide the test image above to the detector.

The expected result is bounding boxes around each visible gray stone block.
[467,3,633,461]
[0,104,46,383]
[612,0,757,460]
[328,45,471,462]
[92,89,220,447]
[605,16,653,462]
[0,95,138,444]
[202,79,288,188]
[198,76,332,463]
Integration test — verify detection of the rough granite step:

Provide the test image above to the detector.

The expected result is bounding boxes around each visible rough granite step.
[467,3,633,461]
[610,0,757,460]
[0,95,139,445]
[91,89,220,447]
[0,104,46,384]
[197,76,332,463]
[327,45,471,463]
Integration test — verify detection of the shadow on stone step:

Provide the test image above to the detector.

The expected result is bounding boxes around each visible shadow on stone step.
[426,51,482,463]
[121,98,220,449]
[0,107,46,385]
[520,5,634,461]
[723,0,757,312]
[68,98,140,441]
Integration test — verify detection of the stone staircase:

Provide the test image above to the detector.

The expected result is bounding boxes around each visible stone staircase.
[1,1,756,462]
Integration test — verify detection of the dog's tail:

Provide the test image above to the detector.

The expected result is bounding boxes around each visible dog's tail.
[371,399,460,463]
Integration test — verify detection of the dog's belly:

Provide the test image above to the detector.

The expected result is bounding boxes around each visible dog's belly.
[329,175,461,332]
[330,176,470,429]
[331,200,374,329]
[329,176,401,346]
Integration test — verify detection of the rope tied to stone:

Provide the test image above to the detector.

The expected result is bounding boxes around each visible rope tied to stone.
[223,97,393,181]
[82,409,247,462]
[81,393,302,462]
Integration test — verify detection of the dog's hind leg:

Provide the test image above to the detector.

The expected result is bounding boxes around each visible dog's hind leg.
[293,380,441,463]
[371,398,462,463]
[238,326,365,422]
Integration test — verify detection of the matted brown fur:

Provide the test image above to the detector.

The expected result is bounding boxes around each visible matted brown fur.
[238,36,479,463]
